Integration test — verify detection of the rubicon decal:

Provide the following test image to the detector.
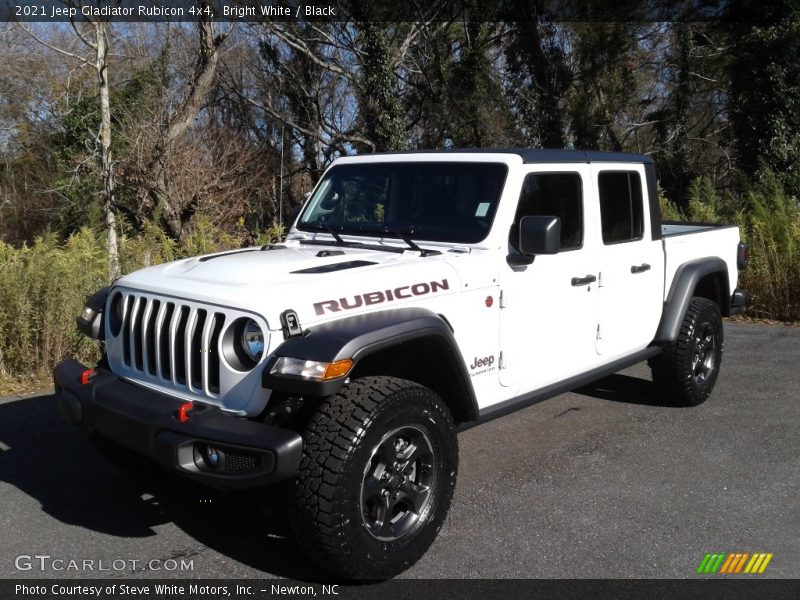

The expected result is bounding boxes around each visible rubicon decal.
[313,279,450,315]
[696,552,773,574]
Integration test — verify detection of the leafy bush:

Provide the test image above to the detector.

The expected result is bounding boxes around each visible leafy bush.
[0,229,106,389]
[738,170,800,320]
[673,171,800,321]
[0,218,287,392]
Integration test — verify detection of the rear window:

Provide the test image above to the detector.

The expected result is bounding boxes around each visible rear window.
[598,171,644,244]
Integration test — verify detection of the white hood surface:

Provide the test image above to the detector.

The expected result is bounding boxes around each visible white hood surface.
[115,240,465,330]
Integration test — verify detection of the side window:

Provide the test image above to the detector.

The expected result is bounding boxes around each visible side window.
[598,171,644,244]
[510,173,583,251]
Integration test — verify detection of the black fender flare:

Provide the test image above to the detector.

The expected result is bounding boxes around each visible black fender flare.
[654,257,729,343]
[262,307,479,422]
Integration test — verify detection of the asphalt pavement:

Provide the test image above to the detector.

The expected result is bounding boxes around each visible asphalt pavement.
[0,322,797,580]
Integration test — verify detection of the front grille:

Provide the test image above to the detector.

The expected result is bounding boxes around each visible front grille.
[113,292,226,397]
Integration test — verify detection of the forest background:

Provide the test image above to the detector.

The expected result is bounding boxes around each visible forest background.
[1,0,799,390]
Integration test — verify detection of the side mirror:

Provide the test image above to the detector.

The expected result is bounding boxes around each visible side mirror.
[516,215,561,259]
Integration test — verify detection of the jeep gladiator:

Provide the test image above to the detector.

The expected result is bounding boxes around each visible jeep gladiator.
[55,149,748,579]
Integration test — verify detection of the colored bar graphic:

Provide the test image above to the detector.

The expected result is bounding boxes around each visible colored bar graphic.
[734,553,749,573]
[719,554,735,573]
[699,552,773,574]
[697,553,712,573]
[711,554,726,573]
[758,554,773,573]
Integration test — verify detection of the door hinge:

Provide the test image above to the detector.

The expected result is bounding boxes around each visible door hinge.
[499,290,507,308]
[596,324,602,340]
[498,351,506,369]
[597,271,604,287]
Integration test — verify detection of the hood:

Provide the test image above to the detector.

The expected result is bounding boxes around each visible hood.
[114,241,465,329]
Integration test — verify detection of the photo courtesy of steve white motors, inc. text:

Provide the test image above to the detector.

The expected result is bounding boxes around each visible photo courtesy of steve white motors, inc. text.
[14,583,341,597]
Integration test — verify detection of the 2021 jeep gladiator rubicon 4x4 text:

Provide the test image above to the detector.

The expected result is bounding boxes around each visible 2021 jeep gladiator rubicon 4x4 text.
[55,149,747,579]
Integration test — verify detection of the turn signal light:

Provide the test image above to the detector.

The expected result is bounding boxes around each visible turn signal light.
[323,359,354,380]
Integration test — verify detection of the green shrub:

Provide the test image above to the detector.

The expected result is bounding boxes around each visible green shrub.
[738,170,800,320]
[678,171,800,321]
[687,176,722,222]
[0,216,290,392]
[659,182,684,221]
[0,228,106,389]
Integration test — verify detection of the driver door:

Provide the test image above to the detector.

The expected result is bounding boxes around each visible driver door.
[498,167,602,392]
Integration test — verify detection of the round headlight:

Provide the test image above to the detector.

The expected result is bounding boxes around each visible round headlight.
[240,319,265,362]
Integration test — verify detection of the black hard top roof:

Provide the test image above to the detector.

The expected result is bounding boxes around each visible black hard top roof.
[366,148,654,165]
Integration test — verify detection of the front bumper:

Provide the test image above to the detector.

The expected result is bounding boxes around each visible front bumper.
[54,359,302,489]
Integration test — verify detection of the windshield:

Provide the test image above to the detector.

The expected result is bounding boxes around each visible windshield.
[297,162,508,244]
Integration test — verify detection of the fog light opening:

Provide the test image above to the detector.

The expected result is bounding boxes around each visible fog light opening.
[195,443,225,471]
[206,446,221,468]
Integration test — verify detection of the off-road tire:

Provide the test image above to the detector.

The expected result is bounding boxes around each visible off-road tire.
[289,376,458,581]
[649,297,723,406]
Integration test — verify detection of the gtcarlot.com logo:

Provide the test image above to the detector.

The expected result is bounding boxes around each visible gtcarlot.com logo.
[696,552,773,574]
[15,554,195,572]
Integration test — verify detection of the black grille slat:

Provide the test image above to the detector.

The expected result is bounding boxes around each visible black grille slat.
[145,299,160,375]
[190,310,207,390]
[122,295,134,366]
[131,298,145,371]
[209,313,225,394]
[174,306,189,386]
[159,303,175,380]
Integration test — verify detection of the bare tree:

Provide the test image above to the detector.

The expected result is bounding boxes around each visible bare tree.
[18,15,120,280]
[131,6,231,242]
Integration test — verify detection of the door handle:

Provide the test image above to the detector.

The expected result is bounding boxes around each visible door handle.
[571,274,597,286]
[631,263,651,274]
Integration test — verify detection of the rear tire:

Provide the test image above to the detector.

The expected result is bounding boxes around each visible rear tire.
[289,376,458,581]
[649,297,723,406]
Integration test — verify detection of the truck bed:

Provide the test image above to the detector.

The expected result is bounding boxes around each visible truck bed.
[661,221,741,305]
[661,220,737,237]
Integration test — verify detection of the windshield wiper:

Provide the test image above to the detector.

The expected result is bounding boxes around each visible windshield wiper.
[323,225,344,244]
[362,227,441,257]
[299,223,347,244]
[298,223,405,254]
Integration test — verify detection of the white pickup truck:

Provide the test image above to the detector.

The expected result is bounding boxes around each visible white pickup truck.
[55,149,748,580]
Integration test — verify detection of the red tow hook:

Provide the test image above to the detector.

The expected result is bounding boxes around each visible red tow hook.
[176,401,194,423]
[79,369,95,385]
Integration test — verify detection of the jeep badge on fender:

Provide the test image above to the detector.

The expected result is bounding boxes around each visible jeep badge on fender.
[469,355,495,370]
[55,149,747,581]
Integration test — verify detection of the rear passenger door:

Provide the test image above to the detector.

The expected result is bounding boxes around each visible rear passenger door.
[591,166,665,358]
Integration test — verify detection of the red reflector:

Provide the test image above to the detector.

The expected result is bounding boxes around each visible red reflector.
[485,296,494,307]
[176,402,193,423]
[79,369,95,385]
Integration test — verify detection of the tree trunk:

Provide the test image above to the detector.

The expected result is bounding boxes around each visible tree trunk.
[134,7,227,242]
[96,22,120,281]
